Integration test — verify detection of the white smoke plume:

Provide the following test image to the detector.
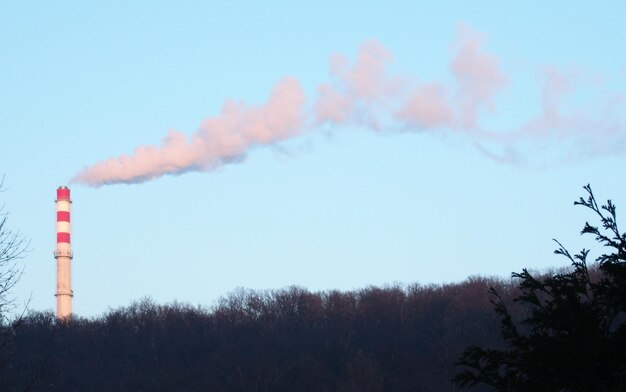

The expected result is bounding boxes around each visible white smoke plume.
[73,78,305,186]
[72,25,625,187]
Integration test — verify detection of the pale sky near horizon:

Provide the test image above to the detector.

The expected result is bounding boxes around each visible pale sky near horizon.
[1,1,625,317]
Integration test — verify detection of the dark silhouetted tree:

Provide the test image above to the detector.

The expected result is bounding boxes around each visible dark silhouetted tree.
[455,185,626,391]
[0,180,28,322]
[0,178,29,381]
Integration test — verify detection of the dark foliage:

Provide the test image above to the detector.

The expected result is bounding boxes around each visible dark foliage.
[455,185,626,391]
[1,279,513,391]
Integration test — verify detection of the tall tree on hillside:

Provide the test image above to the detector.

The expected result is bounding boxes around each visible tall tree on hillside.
[0,178,29,379]
[0,179,28,323]
[454,185,626,390]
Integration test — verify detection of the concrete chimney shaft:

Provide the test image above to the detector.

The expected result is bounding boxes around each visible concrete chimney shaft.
[55,186,73,319]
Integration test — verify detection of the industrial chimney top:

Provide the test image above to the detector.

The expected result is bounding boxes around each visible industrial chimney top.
[56,186,71,201]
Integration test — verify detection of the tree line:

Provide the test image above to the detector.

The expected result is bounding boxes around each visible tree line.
[1,184,624,391]
[2,277,516,391]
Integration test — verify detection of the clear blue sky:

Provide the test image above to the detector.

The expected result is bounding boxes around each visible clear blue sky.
[1,1,625,317]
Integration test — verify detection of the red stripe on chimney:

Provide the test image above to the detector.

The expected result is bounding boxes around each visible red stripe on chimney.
[57,232,71,243]
[57,211,70,222]
[57,188,70,201]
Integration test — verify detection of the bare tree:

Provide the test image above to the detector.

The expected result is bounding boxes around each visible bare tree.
[0,178,29,324]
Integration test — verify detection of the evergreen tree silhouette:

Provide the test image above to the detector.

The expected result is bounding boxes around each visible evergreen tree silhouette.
[455,185,626,391]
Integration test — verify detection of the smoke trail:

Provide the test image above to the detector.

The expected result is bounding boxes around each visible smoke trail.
[480,67,626,161]
[449,24,508,129]
[72,78,305,186]
[72,25,625,187]
[314,26,507,131]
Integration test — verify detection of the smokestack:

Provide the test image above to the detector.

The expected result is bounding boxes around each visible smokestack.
[54,186,73,319]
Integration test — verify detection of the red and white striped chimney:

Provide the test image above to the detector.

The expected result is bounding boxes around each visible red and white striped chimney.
[55,186,73,319]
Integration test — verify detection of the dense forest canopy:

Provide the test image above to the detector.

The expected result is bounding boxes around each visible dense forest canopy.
[3,280,512,391]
